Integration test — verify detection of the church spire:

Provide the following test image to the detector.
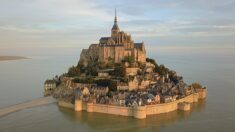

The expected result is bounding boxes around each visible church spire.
[112,8,119,30]
[114,8,117,24]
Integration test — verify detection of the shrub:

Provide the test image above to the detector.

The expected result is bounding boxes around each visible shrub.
[123,56,135,63]
[111,63,126,77]
[73,77,94,83]
[192,83,202,89]
[67,66,81,77]
[95,79,117,91]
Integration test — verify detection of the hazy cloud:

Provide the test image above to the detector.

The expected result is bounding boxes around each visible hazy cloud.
[0,0,235,50]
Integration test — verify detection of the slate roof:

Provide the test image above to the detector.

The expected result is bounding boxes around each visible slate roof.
[134,43,144,48]
[100,37,110,41]
[100,37,111,44]
[112,23,119,30]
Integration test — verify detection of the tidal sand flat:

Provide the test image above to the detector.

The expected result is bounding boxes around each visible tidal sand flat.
[0,56,29,61]
[0,97,56,117]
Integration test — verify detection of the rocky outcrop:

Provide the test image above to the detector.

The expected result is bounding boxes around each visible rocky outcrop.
[79,44,99,66]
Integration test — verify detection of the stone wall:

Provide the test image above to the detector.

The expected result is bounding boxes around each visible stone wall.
[91,104,133,116]
[146,93,198,115]
[99,46,125,63]
[80,42,146,64]
[114,46,125,63]
[70,93,200,119]
[137,50,146,63]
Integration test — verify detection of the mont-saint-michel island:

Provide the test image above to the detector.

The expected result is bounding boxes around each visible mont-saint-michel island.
[44,10,207,119]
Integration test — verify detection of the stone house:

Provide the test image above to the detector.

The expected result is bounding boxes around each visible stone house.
[81,87,90,96]
[90,86,109,96]
[185,86,193,96]
[117,82,129,91]
[98,69,114,78]
[139,80,150,89]
[162,96,173,103]
[145,62,155,73]
[146,94,155,104]
[98,72,109,78]
[118,93,126,106]
[155,94,161,104]
[44,80,56,91]
[126,68,141,76]
[128,76,139,91]
[132,100,138,106]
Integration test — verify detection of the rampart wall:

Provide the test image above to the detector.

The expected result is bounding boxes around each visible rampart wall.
[58,92,205,119]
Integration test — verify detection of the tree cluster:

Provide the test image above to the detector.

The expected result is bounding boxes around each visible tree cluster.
[73,77,94,84]
[146,58,169,75]
[123,56,135,63]
[111,63,126,77]
[67,66,81,77]
[95,79,117,91]
[192,83,202,89]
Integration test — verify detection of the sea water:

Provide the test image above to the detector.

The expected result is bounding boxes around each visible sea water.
[0,47,235,132]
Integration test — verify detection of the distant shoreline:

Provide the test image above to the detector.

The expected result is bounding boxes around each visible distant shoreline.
[0,56,29,61]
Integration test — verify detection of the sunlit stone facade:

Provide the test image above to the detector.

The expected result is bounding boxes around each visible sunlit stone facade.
[79,10,146,65]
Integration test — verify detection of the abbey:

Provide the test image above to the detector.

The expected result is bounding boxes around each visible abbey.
[79,10,146,66]
[44,10,207,120]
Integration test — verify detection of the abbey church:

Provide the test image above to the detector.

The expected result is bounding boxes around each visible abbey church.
[79,10,146,66]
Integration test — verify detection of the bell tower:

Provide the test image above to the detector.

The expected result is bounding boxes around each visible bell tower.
[111,8,119,38]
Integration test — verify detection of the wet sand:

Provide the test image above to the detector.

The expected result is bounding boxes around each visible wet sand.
[0,56,29,61]
[0,97,56,117]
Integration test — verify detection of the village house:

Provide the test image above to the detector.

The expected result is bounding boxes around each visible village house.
[81,87,90,96]
[117,82,129,91]
[146,93,155,104]
[98,72,109,78]
[144,73,153,80]
[139,80,150,89]
[185,86,194,96]
[145,62,155,73]
[44,79,56,91]
[117,93,126,106]
[90,86,109,96]
[162,96,173,103]
[98,69,113,78]
[80,87,90,102]
[128,76,139,91]
[155,94,161,104]
[125,68,141,76]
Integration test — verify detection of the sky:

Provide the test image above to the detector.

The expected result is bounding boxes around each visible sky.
[0,0,235,55]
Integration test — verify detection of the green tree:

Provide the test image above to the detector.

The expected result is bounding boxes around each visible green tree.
[67,66,81,77]
[154,64,169,75]
[95,79,117,91]
[112,63,126,77]
[192,83,202,89]
[124,56,135,63]
[98,61,106,69]
[146,58,158,66]
[73,77,94,83]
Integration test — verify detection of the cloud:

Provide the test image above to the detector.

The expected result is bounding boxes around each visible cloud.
[0,0,235,50]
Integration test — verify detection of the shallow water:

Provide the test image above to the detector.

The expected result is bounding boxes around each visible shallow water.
[0,47,235,132]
